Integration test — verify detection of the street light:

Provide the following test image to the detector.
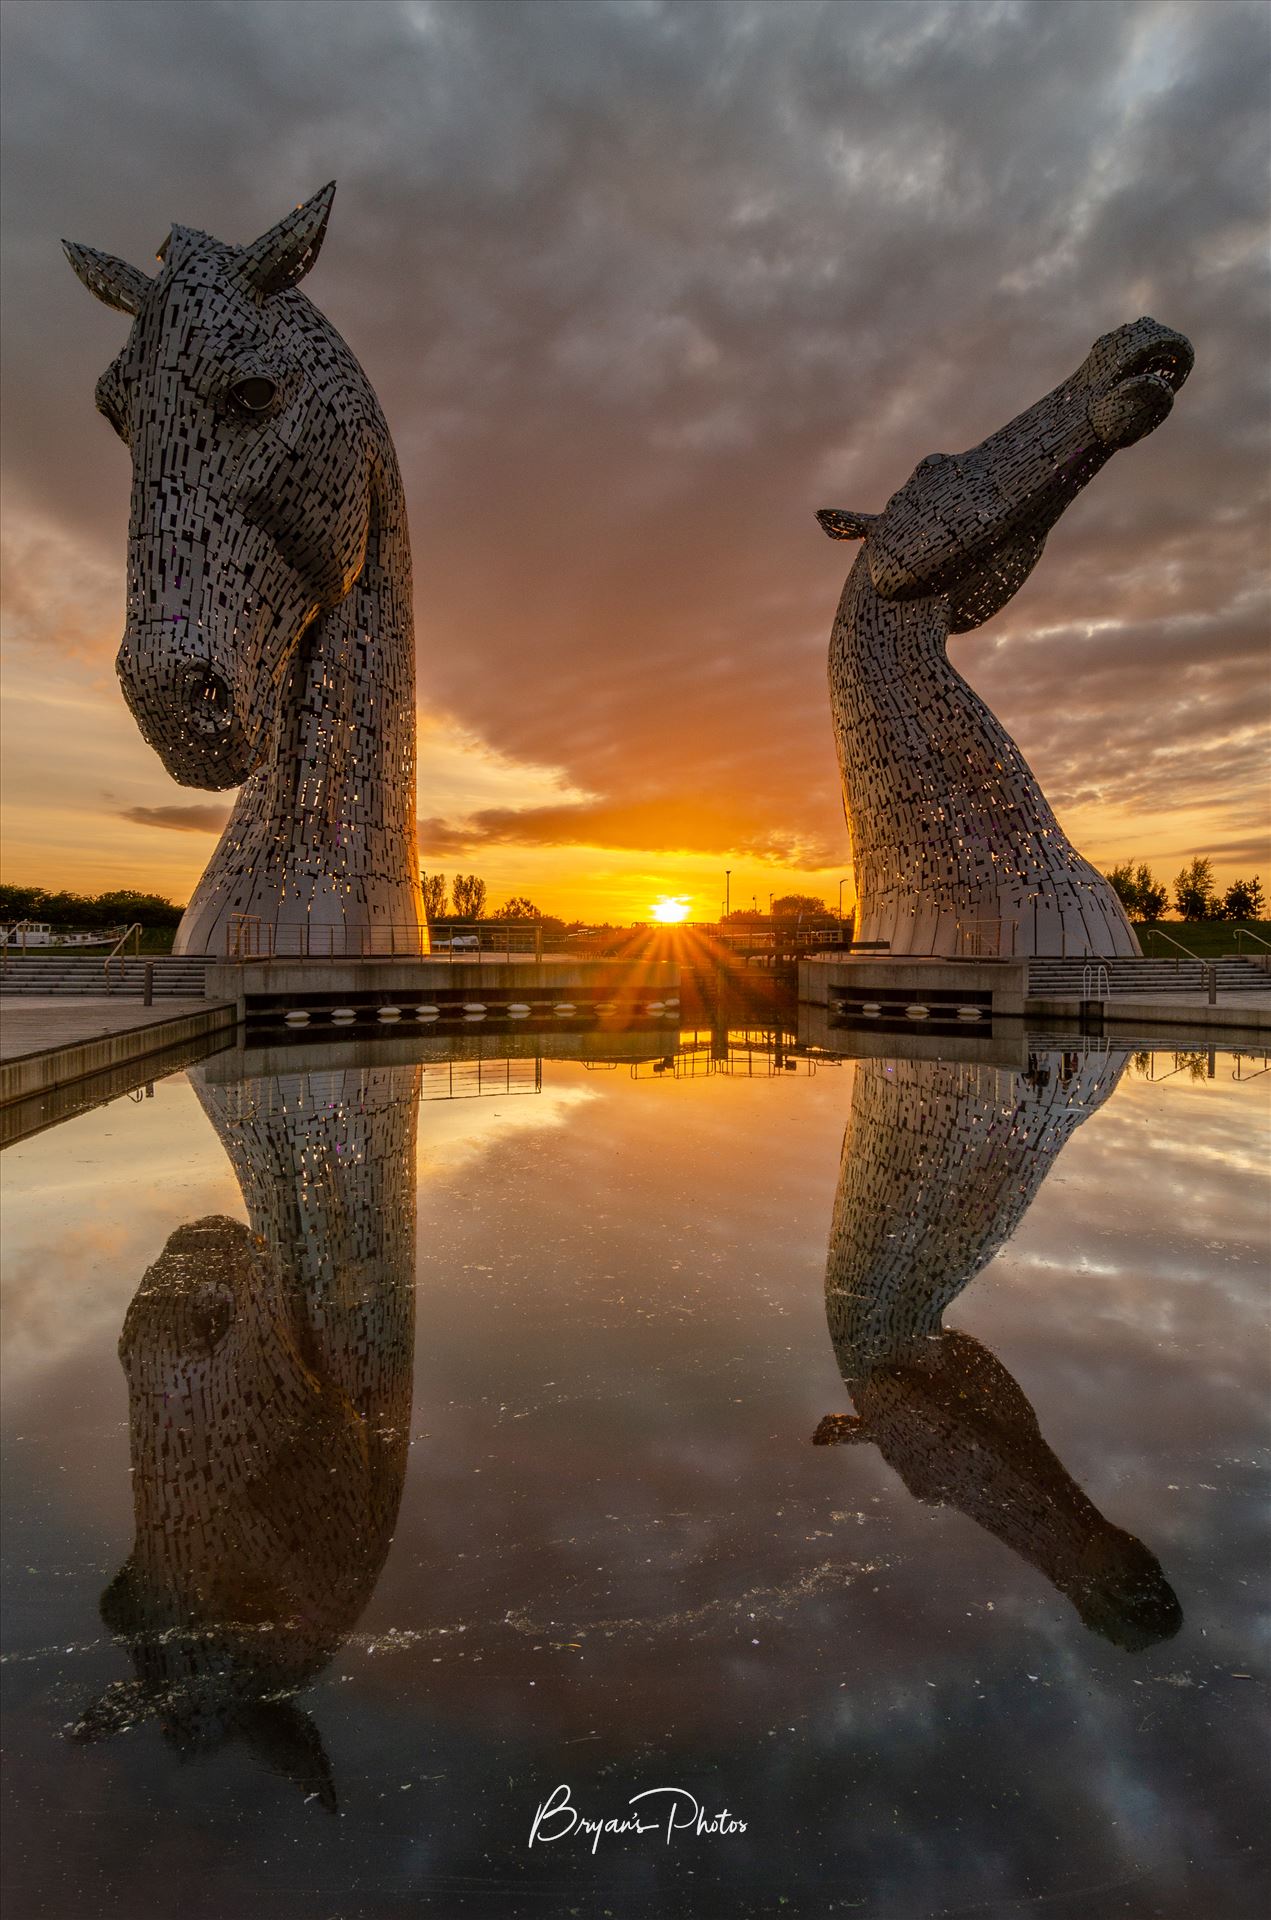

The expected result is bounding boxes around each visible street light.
[725,868,731,919]
[838,875,849,930]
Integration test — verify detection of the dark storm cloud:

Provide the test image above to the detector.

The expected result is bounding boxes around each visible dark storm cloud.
[1,0,1267,873]
[119,804,232,834]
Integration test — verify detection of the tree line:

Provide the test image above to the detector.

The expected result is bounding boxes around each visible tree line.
[420,873,583,942]
[0,884,184,928]
[721,893,843,926]
[421,872,552,922]
[1105,858,1264,923]
[5,868,1262,933]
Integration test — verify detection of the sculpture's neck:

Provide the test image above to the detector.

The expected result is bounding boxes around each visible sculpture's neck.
[175,463,423,954]
[828,554,1137,956]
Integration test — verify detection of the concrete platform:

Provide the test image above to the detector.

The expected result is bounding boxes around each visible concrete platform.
[0,995,238,1109]
[1023,992,1271,1034]
[800,955,1271,1034]
[799,954,1027,1014]
[206,957,681,1020]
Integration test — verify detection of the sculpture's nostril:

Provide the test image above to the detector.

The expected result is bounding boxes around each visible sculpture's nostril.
[1114,339,1192,394]
[182,665,233,733]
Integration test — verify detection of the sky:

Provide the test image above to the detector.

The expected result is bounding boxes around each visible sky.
[1,0,1268,922]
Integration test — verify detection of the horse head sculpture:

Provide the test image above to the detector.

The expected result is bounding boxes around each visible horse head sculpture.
[819,319,1193,956]
[813,1051,1182,1652]
[65,186,425,955]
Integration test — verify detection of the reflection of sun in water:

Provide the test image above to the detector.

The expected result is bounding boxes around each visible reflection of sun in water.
[649,896,691,924]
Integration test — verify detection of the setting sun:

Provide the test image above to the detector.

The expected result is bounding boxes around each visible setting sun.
[648,895,691,924]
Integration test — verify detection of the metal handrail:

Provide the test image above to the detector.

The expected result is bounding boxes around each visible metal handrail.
[0,918,35,966]
[1140,925,1205,971]
[955,918,1019,958]
[1081,963,1110,1001]
[2,919,129,962]
[227,913,269,959]
[1231,927,1271,953]
[220,919,549,961]
[103,923,144,990]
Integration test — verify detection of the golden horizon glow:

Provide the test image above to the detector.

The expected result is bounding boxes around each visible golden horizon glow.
[0,616,1263,925]
[648,895,692,924]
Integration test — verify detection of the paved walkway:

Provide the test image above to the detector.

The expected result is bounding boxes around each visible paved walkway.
[1092,986,1271,1008]
[0,996,226,1065]
[1023,988,1270,1036]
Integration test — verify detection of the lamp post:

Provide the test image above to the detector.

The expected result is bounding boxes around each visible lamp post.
[725,869,731,920]
[838,875,849,935]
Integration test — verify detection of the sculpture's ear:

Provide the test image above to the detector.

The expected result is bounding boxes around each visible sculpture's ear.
[237,182,336,298]
[62,241,152,316]
[816,508,878,541]
[238,1700,338,1814]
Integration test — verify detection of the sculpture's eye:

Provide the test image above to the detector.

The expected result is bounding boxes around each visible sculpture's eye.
[228,375,278,414]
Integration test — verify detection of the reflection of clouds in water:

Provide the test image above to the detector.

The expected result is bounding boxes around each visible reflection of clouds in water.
[0,1041,1265,1915]
[936,1074,1268,1663]
[0,1070,598,1391]
[417,1081,598,1179]
[0,1076,243,1389]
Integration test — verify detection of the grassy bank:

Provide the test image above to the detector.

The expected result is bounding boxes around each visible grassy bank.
[1134,921,1271,958]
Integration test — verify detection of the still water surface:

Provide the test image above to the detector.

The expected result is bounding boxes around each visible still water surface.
[2,1029,1267,1918]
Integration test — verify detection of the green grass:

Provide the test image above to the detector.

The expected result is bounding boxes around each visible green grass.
[1134,920,1271,958]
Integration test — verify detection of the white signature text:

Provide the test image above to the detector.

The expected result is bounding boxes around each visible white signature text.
[529,1782,747,1853]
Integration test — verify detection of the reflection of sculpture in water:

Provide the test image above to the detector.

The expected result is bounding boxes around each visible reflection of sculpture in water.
[74,1061,420,1806]
[814,1052,1182,1650]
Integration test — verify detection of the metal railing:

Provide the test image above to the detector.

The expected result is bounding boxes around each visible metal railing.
[0,919,35,967]
[955,919,1020,958]
[1230,928,1271,954]
[627,1027,810,1081]
[104,923,144,991]
[1081,963,1110,1001]
[223,918,546,960]
[696,924,852,960]
[1140,925,1206,969]
[2,919,127,963]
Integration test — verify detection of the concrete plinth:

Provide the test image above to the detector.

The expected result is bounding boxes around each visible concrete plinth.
[207,958,682,1021]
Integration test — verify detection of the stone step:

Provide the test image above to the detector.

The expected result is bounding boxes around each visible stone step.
[1027,956,1269,996]
[0,955,213,997]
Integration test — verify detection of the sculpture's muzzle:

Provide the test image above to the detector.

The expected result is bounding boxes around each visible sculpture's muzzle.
[116,625,265,788]
[1087,322,1194,449]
